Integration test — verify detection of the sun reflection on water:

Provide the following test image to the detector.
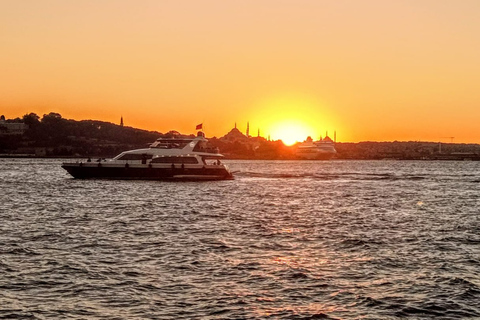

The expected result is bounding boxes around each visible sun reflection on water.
[252,303,343,318]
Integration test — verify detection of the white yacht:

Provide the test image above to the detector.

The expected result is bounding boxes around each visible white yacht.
[62,131,233,180]
[295,136,337,160]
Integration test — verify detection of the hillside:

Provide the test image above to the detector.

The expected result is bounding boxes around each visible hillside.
[0,113,162,157]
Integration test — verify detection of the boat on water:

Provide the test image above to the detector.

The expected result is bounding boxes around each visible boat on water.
[295,135,337,160]
[62,131,233,180]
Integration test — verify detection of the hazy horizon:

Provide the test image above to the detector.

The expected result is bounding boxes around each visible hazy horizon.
[6,111,478,146]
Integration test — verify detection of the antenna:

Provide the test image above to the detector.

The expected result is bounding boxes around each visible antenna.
[441,137,455,143]
[438,136,455,154]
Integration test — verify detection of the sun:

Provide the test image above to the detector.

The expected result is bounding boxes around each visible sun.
[270,121,312,145]
[247,92,337,145]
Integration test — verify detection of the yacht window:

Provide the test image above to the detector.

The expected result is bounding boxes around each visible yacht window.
[118,153,153,161]
[150,156,198,164]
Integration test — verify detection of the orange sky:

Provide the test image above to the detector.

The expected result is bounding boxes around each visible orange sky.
[2,0,480,143]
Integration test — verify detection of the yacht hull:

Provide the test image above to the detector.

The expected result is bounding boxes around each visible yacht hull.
[62,163,233,181]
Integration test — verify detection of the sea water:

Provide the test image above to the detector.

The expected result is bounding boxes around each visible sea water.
[0,159,479,319]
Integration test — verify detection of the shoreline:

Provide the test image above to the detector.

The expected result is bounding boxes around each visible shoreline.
[2,155,480,161]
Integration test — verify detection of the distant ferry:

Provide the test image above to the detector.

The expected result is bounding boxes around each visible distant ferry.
[295,136,337,160]
[62,131,233,180]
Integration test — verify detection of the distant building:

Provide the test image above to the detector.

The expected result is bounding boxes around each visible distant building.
[221,127,249,142]
[0,115,28,135]
[120,116,124,127]
[220,125,266,154]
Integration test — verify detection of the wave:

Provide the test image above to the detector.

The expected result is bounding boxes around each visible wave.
[235,171,430,182]
[1,246,40,256]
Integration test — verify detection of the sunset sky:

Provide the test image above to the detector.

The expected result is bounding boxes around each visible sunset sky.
[2,0,480,143]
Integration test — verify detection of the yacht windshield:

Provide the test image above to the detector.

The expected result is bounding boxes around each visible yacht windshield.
[193,140,219,153]
[150,139,192,149]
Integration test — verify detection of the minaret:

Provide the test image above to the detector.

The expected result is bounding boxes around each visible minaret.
[257,128,260,137]
[235,122,237,129]
[120,116,124,127]
[246,122,250,137]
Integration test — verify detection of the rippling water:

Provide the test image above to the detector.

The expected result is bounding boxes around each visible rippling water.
[1,159,479,319]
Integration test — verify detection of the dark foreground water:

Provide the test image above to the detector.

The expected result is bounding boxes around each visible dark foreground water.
[0,159,479,319]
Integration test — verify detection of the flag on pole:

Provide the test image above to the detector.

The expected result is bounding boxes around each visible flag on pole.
[196,123,203,130]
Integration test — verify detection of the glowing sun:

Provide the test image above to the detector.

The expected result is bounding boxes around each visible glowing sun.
[270,121,311,145]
